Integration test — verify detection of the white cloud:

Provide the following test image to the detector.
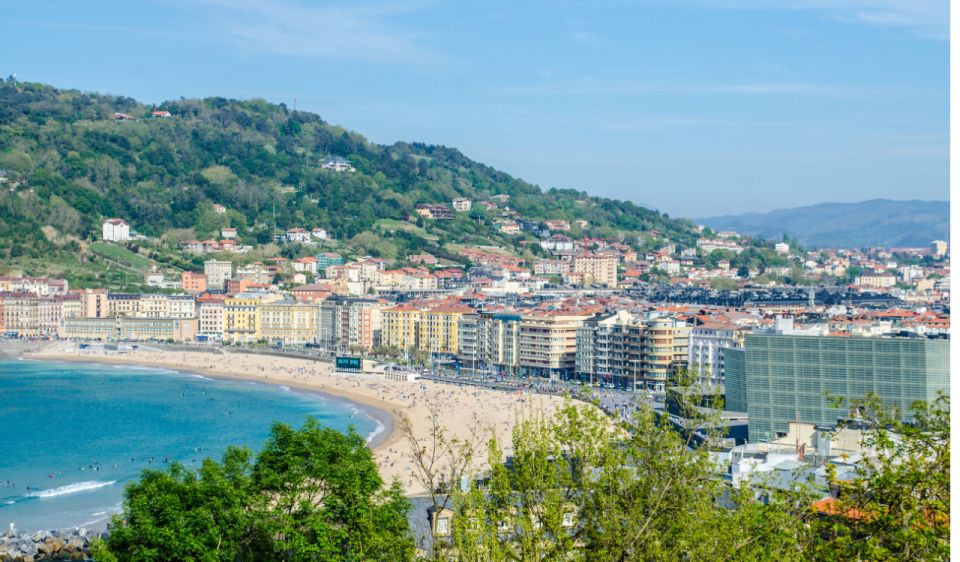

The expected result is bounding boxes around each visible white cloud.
[178,0,441,62]
[491,78,850,96]
[696,0,948,39]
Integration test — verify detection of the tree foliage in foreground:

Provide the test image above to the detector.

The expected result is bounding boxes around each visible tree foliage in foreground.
[94,392,949,561]
[447,402,811,562]
[440,393,949,561]
[96,419,414,562]
[811,393,950,561]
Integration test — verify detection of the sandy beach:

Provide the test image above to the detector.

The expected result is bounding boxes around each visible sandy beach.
[26,343,572,495]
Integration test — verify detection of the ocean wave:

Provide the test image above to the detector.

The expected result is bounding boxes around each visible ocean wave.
[366,421,386,443]
[29,480,116,499]
[278,385,290,392]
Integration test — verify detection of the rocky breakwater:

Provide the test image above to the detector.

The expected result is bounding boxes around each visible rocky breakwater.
[0,527,105,562]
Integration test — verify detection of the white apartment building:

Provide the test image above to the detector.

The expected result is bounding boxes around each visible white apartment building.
[687,324,744,386]
[198,298,225,340]
[102,218,130,242]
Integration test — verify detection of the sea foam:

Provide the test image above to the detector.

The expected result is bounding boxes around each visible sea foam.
[29,481,116,499]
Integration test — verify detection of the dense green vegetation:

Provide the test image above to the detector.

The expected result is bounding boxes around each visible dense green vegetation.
[93,419,413,562]
[0,78,698,278]
[96,393,948,561]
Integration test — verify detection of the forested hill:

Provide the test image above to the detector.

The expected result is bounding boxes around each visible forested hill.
[0,79,697,278]
[701,199,949,249]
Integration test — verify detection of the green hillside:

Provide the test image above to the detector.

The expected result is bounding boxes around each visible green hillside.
[0,79,697,283]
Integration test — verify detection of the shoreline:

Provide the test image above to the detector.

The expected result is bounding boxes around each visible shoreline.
[21,352,402,452]
[17,344,572,496]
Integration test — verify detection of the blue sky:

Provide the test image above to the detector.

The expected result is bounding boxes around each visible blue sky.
[1,0,948,217]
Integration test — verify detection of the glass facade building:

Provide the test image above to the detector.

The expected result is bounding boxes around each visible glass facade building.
[725,334,949,442]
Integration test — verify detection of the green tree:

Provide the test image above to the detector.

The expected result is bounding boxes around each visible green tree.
[101,419,414,562]
[449,400,811,561]
[811,393,950,561]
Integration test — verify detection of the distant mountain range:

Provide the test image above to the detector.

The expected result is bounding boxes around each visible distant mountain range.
[700,199,949,249]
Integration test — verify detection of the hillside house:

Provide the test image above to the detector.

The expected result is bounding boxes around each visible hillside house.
[321,156,355,172]
[541,234,575,253]
[102,218,131,242]
[416,204,454,220]
[543,219,571,232]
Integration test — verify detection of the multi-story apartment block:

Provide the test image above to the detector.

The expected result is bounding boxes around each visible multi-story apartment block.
[181,271,207,294]
[534,259,571,277]
[687,323,744,386]
[381,301,474,358]
[638,317,690,391]
[381,303,421,352]
[60,293,83,320]
[237,262,272,285]
[725,334,950,442]
[452,198,472,212]
[575,314,690,391]
[575,310,636,389]
[0,293,38,337]
[420,303,474,357]
[222,292,282,344]
[519,308,595,380]
[932,240,948,258]
[332,298,385,352]
[197,294,225,341]
[259,300,321,345]
[204,260,233,291]
[572,253,618,287]
[78,289,109,318]
[107,293,140,318]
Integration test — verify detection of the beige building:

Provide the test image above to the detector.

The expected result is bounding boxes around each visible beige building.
[856,274,897,288]
[222,292,282,344]
[638,317,690,392]
[0,293,45,337]
[519,308,596,379]
[237,262,272,285]
[575,313,691,392]
[381,301,474,357]
[61,317,198,342]
[106,294,196,319]
[197,295,226,340]
[572,253,618,287]
[78,289,109,318]
[259,300,321,345]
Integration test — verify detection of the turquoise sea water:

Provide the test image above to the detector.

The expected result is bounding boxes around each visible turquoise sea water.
[0,358,379,532]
